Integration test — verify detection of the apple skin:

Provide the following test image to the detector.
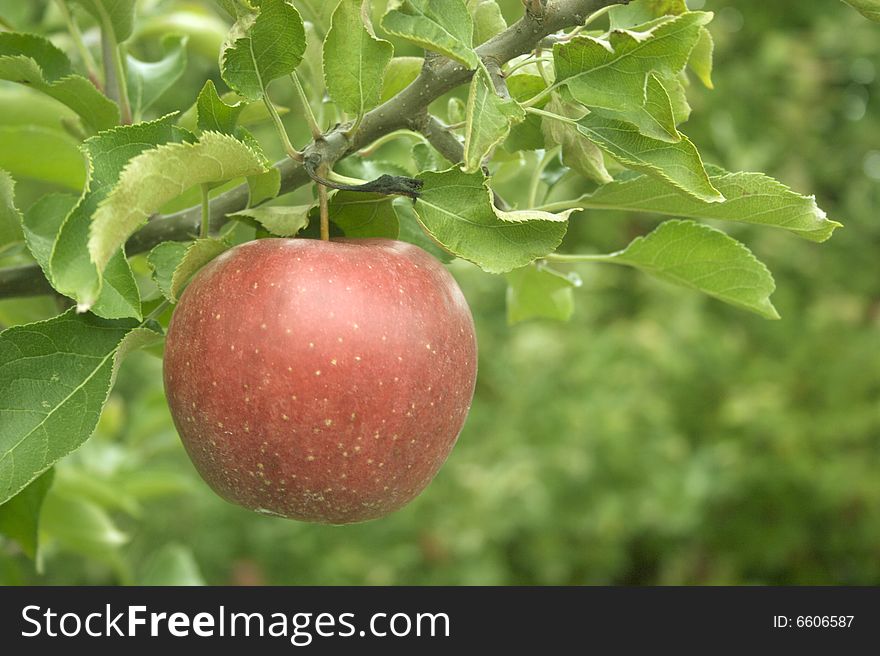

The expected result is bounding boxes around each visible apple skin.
[163,238,477,524]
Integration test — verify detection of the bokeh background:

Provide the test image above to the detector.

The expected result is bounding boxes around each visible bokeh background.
[0,0,878,585]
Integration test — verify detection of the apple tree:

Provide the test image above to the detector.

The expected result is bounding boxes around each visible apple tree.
[0,0,873,570]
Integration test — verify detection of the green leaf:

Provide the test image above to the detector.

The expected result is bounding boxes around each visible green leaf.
[87,131,268,301]
[0,310,162,505]
[40,492,128,560]
[842,0,880,22]
[0,170,23,251]
[382,0,478,68]
[600,219,779,319]
[195,79,246,134]
[230,205,311,236]
[22,194,79,279]
[247,167,281,206]
[569,168,841,243]
[190,81,279,207]
[220,0,306,101]
[575,113,724,203]
[0,126,86,190]
[463,68,525,172]
[393,198,454,263]
[51,115,187,315]
[659,73,690,125]
[29,195,142,321]
[327,191,399,239]
[147,241,189,301]
[215,0,257,20]
[0,32,120,132]
[140,544,206,586]
[688,27,714,88]
[126,35,189,119]
[24,193,144,321]
[506,264,579,325]
[542,96,612,184]
[413,168,574,273]
[554,12,710,140]
[412,142,443,171]
[323,0,393,119]
[469,0,506,46]
[380,56,422,103]
[608,0,687,29]
[169,238,229,302]
[505,74,549,152]
[70,0,137,43]
[0,468,54,559]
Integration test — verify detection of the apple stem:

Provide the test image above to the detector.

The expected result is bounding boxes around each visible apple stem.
[318,165,330,241]
[199,184,211,239]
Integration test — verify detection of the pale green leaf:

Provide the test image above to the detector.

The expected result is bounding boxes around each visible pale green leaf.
[380,56,422,102]
[127,35,189,119]
[0,310,162,505]
[140,543,205,586]
[323,0,393,118]
[659,73,690,125]
[542,96,612,184]
[689,27,714,88]
[0,126,86,190]
[0,32,119,132]
[506,264,579,325]
[0,170,23,250]
[381,0,478,68]
[50,115,187,314]
[70,0,137,42]
[469,0,506,46]
[327,192,398,239]
[230,205,311,236]
[0,468,54,560]
[554,12,710,139]
[463,68,525,172]
[87,131,268,293]
[842,0,880,22]
[570,168,841,243]
[413,168,573,273]
[220,0,306,101]
[575,113,724,202]
[603,219,779,318]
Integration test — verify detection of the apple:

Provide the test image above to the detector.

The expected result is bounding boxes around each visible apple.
[163,238,477,524]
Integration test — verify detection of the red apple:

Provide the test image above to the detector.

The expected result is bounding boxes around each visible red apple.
[162,238,477,524]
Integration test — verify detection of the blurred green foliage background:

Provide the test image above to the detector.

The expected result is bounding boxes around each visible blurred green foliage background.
[1,0,878,585]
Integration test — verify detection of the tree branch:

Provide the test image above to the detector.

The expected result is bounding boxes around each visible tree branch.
[421,116,465,165]
[0,0,626,299]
